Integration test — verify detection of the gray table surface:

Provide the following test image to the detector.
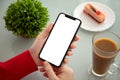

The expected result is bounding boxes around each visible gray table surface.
[0,0,120,80]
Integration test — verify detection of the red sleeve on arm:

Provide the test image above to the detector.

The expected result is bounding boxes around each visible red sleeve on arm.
[0,50,38,80]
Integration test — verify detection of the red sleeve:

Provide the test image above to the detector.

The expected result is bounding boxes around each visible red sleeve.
[0,50,38,80]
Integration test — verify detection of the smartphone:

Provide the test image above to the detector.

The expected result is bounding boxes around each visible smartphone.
[39,13,82,67]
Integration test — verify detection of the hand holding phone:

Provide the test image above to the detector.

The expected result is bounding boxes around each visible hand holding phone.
[39,13,82,67]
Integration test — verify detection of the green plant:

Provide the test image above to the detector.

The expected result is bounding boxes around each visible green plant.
[3,0,49,38]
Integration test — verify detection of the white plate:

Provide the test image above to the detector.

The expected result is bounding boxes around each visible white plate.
[73,2,115,32]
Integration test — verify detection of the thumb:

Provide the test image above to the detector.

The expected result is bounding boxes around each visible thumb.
[43,61,58,80]
[40,22,53,39]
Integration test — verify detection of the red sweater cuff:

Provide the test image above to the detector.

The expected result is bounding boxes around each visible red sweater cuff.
[3,50,38,80]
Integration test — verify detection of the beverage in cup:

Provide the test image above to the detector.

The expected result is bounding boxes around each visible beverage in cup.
[92,31,120,76]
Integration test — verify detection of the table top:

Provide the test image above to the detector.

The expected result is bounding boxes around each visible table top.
[0,0,120,80]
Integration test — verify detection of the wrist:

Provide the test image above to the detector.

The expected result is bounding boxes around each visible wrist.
[29,49,43,66]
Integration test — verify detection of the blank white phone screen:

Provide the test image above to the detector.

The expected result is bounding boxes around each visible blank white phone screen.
[40,14,80,66]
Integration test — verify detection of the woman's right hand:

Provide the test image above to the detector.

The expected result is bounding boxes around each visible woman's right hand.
[41,61,74,80]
